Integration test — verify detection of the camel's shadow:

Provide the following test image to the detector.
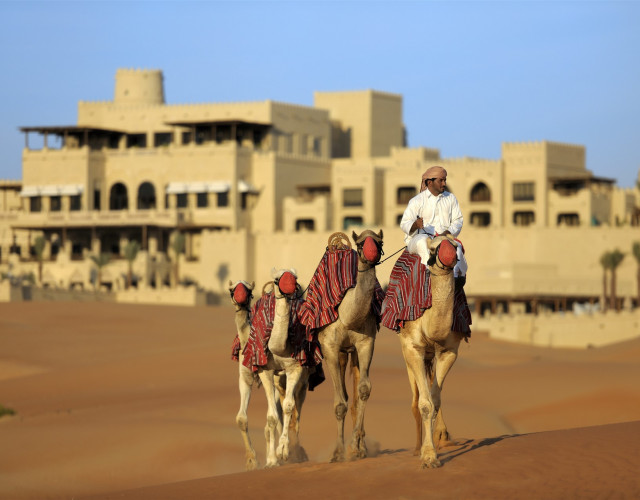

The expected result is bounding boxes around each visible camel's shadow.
[438,434,521,464]
[376,434,522,465]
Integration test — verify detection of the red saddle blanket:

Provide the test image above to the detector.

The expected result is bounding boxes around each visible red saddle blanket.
[241,291,324,389]
[231,335,242,361]
[381,249,472,336]
[299,248,385,332]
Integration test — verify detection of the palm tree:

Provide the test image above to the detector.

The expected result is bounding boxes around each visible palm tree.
[123,240,140,289]
[170,232,185,286]
[90,253,111,291]
[632,242,640,308]
[599,252,611,312]
[608,249,625,311]
[33,236,46,284]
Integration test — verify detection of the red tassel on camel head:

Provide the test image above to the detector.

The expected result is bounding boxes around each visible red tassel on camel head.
[233,283,249,305]
[278,271,297,295]
[438,239,457,268]
[363,237,379,262]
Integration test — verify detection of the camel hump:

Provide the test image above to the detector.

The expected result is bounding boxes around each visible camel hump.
[327,232,352,252]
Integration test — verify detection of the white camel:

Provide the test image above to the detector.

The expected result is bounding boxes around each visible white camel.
[266,269,311,463]
[316,229,384,462]
[397,234,466,468]
[228,280,281,469]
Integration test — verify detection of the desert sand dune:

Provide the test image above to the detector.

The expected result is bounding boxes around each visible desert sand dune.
[1,301,639,499]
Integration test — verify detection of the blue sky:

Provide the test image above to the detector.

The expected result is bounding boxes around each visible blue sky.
[1,0,638,187]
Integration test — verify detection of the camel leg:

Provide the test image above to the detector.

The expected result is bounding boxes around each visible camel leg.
[236,367,258,470]
[289,379,309,463]
[399,335,440,468]
[350,351,360,427]
[405,365,422,456]
[276,366,304,463]
[258,370,280,468]
[323,346,349,462]
[349,336,374,459]
[431,342,460,448]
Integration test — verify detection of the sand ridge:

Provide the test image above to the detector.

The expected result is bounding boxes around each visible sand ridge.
[1,301,639,499]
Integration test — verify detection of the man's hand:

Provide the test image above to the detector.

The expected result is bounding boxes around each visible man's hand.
[410,217,424,233]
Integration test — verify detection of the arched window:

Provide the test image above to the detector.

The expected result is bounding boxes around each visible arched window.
[109,183,128,211]
[137,182,156,210]
[470,182,491,202]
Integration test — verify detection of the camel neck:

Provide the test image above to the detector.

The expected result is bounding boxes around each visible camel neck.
[424,270,454,337]
[268,296,292,357]
[234,306,251,349]
[338,262,377,329]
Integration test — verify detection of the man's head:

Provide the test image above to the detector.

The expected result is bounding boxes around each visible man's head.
[421,166,448,196]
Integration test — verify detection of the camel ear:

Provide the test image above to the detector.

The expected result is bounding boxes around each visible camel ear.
[249,281,255,290]
[228,280,233,287]
[352,230,359,243]
[378,229,383,240]
[270,267,279,279]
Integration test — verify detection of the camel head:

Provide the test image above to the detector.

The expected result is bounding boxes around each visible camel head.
[352,229,384,266]
[228,280,255,307]
[271,267,301,299]
[426,235,458,273]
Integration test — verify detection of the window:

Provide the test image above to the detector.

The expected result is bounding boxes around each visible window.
[217,192,229,207]
[109,183,128,210]
[50,196,61,212]
[295,219,315,231]
[513,211,535,226]
[70,195,81,211]
[93,190,101,210]
[176,193,188,208]
[343,188,363,207]
[397,186,416,205]
[137,182,156,210]
[30,196,42,213]
[182,132,192,145]
[557,213,580,226]
[197,192,208,208]
[470,212,491,227]
[343,216,363,229]
[154,133,172,147]
[253,129,264,148]
[312,137,322,156]
[126,134,147,148]
[470,182,491,202]
[513,182,535,202]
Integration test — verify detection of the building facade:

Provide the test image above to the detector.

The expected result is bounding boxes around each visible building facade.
[1,69,639,311]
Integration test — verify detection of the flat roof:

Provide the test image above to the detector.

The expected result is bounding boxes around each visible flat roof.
[19,125,127,134]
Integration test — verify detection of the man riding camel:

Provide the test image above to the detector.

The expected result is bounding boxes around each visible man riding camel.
[399,165,468,286]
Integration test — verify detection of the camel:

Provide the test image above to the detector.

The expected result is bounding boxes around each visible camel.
[265,268,312,463]
[396,234,465,468]
[228,280,281,469]
[314,229,384,462]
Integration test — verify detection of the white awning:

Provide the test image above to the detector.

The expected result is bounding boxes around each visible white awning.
[238,180,259,193]
[165,181,234,194]
[20,184,84,197]
[20,186,41,197]
[59,184,84,196]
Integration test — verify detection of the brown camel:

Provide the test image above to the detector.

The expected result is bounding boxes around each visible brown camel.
[397,234,465,468]
[316,229,384,462]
